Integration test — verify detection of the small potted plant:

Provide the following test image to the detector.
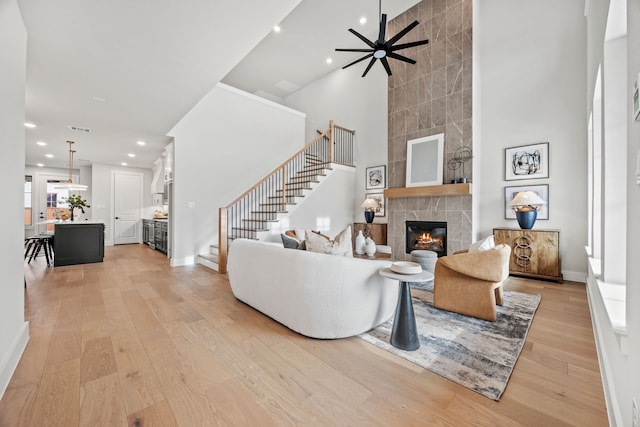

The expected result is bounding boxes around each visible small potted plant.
[58,194,90,221]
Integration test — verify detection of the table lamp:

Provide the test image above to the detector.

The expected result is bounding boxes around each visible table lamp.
[509,191,546,229]
[361,198,377,223]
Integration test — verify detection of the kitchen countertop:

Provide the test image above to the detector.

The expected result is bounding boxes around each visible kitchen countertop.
[38,219,105,225]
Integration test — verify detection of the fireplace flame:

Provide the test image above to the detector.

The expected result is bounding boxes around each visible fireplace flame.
[415,232,444,251]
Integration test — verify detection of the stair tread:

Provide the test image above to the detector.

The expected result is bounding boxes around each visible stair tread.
[199,253,218,262]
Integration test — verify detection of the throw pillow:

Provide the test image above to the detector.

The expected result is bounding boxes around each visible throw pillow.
[468,235,495,253]
[305,226,353,257]
[281,233,306,250]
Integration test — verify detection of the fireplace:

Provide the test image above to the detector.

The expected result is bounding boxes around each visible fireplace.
[405,221,447,257]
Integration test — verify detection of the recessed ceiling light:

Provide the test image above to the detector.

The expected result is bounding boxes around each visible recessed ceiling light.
[45,154,54,158]
[360,16,367,25]
[128,153,135,158]
[326,58,333,64]
[92,96,106,102]
[36,141,47,146]
[136,140,146,146]
[274,25,281,33]
[36,163,44,167]
[121,162,128,166]
[24,122,36,128]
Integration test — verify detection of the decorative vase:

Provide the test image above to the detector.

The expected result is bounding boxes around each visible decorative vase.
[364,210,375,224]
[355,230,366,255]
[70,208,74,221]
[515,209,537,229]
[364,237,376,256]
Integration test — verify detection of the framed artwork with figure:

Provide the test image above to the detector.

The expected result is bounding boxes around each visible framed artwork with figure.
[366,165,386,190]
[505,142,549,181]
[366,191,385,217]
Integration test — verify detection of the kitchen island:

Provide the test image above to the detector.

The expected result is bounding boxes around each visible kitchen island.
[53,220,105,267]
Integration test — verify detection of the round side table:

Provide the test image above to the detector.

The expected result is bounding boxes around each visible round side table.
[378,268,434,351]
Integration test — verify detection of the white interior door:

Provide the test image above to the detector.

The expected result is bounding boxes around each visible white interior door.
[114,171,143,245]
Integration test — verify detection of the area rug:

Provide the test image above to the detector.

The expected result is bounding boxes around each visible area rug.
[359,286,541,400]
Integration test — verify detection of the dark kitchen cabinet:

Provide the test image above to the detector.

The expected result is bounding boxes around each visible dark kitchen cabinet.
[155,220,168,254]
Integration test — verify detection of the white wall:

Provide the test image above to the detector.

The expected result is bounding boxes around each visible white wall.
[0,0,29,399]
[625,1,640,425]
[169,83,306,265]
[285,65,388,225]
[91,163,153,246]
[476,0,588,281]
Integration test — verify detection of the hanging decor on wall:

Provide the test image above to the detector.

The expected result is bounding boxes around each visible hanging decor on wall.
[335,0,429,77]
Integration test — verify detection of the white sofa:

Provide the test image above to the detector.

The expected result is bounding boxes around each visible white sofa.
[227,238,398,339]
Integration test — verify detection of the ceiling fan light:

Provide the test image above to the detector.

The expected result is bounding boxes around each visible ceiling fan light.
[374,49,386,59]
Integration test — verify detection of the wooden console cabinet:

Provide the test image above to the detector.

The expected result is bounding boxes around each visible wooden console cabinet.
[353,223,387,245]
[493,228,563,283]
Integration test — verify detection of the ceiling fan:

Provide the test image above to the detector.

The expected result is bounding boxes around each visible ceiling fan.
[335,4,429,77]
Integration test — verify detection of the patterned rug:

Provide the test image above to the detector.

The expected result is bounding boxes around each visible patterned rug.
[359,285,541,400]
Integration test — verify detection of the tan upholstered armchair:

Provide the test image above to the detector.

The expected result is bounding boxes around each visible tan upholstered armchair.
[433,244,511,321]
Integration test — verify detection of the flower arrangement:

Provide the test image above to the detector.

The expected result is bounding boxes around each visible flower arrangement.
[58,194,90,220]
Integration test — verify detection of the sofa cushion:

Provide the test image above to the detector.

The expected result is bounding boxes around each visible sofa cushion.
[281,233,306,250]
[468,235,495,253]
[305,226,353,257]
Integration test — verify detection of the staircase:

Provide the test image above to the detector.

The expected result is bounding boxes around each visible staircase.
[205,121,355,273]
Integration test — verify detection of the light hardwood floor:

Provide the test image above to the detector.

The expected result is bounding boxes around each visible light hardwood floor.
[2,244,608,426]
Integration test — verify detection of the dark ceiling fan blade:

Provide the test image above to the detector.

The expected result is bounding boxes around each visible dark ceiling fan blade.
[390,39,429,51]
[335,48,374,53]
[377,13,387,44]
[348,28,376,48]
[386,20,419,46]
[387,51,417,64]
[362,57,378,77]
[342,52,374,69]
[380,57,392,76]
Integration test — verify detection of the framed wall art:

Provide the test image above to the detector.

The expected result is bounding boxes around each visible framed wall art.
[504,184,549,220]
[505,142,549,181]
[366,165,386,190]
[406,133,444,187]
[365,191,385,217]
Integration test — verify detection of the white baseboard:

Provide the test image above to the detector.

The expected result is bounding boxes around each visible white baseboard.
[0,321,29,400]
[563,270,586,283]
[170,256,194,267]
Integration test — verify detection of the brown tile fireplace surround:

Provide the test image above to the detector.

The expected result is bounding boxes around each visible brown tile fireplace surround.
[386,192,472,261]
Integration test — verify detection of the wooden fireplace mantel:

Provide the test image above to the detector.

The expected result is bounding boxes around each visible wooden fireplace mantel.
[383,183,472,199]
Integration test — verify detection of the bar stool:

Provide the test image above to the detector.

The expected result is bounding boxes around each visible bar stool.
[26,234,55,267]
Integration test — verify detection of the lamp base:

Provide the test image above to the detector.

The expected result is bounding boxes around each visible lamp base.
[515,210,537,229]
[364,210,375,224]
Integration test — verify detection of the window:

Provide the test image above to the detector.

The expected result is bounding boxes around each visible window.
[24,176,32,226]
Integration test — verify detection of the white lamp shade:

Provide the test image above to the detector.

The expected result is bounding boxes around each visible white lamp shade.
[509,191,546,207]
[361,198,377,209]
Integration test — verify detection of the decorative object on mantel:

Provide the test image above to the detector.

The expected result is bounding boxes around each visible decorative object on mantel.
[58,194,90,221]
[504,142,549,181]
[54,140,88,191]
[406,133,444,187]
[508,190,547,229]
[359,284,541,400]
[361,198,377,223]
[365,165,386,190]
[355,229,366,255]
[335,0,429,77]
[505,184,548,224]
[447,146,473,184]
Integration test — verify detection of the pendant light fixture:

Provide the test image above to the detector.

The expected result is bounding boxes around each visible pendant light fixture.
[335,0,429,77]
[54,140,88,191]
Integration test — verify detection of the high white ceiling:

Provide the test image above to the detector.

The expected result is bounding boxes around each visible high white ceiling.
[20,0,419,170]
